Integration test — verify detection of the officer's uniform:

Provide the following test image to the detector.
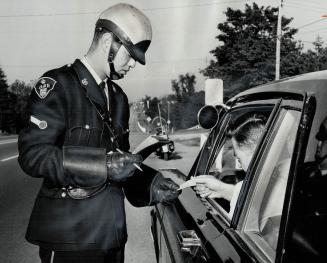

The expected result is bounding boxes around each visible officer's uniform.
[18,59,156,261]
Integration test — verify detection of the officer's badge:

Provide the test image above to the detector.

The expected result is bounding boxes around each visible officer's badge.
[81,78,88,86]
[34,77,56,99]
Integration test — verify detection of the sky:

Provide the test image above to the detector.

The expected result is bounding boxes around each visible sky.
[0,0,327,102]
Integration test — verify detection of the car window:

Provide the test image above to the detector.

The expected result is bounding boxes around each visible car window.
[239,109,301,262]
[199,107,273,220]
[193,123,222,176]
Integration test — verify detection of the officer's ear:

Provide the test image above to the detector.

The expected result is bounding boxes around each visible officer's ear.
[100,32,113,54]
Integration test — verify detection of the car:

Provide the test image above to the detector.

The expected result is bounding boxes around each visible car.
[150,70,327,263]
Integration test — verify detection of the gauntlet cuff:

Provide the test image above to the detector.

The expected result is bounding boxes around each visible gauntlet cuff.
[63,146,107,187]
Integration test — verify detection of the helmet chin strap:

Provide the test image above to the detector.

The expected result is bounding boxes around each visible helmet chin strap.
[108,36,124,80]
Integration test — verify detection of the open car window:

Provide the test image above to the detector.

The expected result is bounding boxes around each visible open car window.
[195,106,274,221]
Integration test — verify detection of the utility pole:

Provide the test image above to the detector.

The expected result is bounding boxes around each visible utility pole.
[167,102,170,134]
[157,103,164,133]
[275,0,283,80]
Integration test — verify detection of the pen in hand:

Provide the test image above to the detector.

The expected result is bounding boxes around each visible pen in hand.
[115,148,143,172]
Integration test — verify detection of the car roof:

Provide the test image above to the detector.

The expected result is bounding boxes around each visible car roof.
[231,70,327,98]
[227,70,327,162]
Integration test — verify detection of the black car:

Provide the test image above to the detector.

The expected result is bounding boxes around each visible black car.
[150,71,327,263]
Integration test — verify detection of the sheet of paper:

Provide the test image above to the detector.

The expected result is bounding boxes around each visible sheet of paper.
[178,178,196,190]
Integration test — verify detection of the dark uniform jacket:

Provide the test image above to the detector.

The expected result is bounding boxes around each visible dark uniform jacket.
[18,59,156,251]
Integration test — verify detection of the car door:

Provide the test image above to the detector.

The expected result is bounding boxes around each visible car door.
[151,105,233,263]
[152,98,290,262]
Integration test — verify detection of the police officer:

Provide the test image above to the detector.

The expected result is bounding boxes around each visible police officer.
[18,3,180,263]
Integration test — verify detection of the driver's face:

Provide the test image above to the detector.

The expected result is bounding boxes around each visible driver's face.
[231,138,254,172]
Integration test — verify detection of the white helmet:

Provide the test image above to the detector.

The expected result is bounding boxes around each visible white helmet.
[95,3,152,79]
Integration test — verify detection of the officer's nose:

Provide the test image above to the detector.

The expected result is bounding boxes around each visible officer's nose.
[128,58,136,68]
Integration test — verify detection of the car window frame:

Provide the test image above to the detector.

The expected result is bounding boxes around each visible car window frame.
[206,105,279,222]
[187,95,307,231]
[223,97,311,263]
[231,99,305,226]
[190,101,282,225]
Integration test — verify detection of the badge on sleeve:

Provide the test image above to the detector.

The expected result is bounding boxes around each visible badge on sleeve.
[34,77,56,99]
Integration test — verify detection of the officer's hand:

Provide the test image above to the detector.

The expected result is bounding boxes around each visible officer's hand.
[150,172,181,206]
[106,151,142,183]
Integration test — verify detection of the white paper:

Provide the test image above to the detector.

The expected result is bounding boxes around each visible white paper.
[178,178,196,190]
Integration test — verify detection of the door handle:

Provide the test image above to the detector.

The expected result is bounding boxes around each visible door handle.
[177,230,209,261]
[178,230,201,249]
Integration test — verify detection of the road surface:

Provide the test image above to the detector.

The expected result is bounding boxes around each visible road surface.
[0,133,201,262]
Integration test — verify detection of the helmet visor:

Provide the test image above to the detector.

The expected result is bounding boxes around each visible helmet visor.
[96,19,150,65]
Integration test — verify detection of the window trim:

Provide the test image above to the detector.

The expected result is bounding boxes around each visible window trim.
[198,103,281,224]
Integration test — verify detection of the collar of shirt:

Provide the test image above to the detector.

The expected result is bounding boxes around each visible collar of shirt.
[80,56,107,85]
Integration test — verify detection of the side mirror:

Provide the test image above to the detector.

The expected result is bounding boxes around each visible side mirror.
[197,104,230,129]
[197,105,219,129]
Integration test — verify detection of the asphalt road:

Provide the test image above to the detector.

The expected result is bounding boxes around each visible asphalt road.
[0,133,201,263]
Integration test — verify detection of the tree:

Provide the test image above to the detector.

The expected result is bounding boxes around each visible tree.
[139,73,205,130]
[0,67,16,133]
[169,73,204,129]
[141,95,160,119]
[171,73,196,100]
[9,80,33,132]
[299,37,327,73]
[200,3,303,99]
[10,79,33,98]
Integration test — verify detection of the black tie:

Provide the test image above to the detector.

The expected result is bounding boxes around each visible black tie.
[99,81,109,110]
[99,81,106,90]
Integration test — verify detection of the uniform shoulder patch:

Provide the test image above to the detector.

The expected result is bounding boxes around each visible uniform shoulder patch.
[34,77,57,99]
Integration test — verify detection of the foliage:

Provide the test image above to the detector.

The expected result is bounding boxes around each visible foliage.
[200,3,327,100]
[9,80,33,132]
[298,37,327,72]
[140,73,204,131]
[0,68,17,133]
[171,73,196,101]
[142,95,160,120]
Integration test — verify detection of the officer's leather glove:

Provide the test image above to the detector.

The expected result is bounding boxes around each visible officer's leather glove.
[106,151,142,183]
[149,172,181,206]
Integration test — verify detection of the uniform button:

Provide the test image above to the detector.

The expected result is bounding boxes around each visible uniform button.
[67,64,72,67]
[109,117,112,122]
[85,124,90,129]
[61,192,67,198]
[110,137,114,142]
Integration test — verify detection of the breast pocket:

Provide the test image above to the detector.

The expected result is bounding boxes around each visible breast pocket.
[68,125,103,147]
